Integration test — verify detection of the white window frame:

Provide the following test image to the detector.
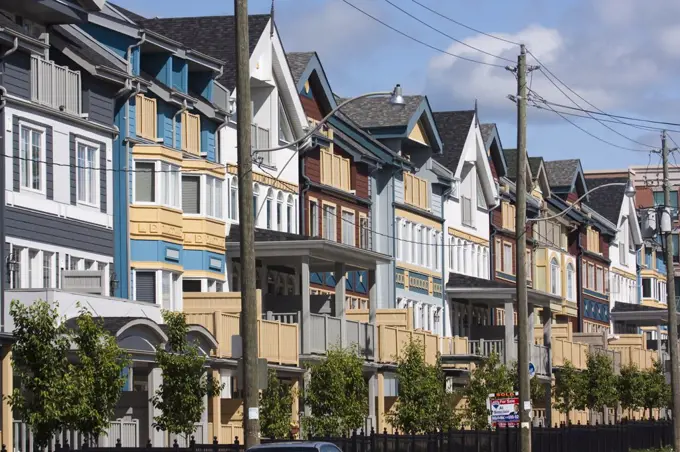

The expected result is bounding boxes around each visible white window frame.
[134,160,181,209]
[19,122,46,194]
[502,242,513,274]
[396,219,403,260]
[341,209,355,246]
[75,138,100,207]
[286,194,294,233]
[323,204,337,241]
[550,258,560,295]
[206,176,224,220]
[310,199,319,237]
[229,176,239,221]
[160,270,182,311]
[567,263,575,301]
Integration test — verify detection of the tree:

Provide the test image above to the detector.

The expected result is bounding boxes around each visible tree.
[260,369,293,439]
[641,360,670,419]
[618,364,645,416]
[67,307,130,443]
[582,352,618,415]
[553,360,584,423]
[511,361,545,406]
[387,339,458,433]
[460,353,513,430]
[302,347,367,436]
[151,311,222,440]
[8,299,74,449]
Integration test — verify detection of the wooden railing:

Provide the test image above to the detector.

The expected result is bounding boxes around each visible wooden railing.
[468,339,504,357]
[346,308,413,329]
[440,336,469,355]
[377,325,439,365]
[551,338,589,369]
[611,346,659,370]
[184,311,298,365]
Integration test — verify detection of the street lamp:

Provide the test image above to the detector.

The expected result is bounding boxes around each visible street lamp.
[252,83,406,154]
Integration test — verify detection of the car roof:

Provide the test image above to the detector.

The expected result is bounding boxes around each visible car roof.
[248,442,338,450]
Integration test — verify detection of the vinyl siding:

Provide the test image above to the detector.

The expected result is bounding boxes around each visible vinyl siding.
[12,115,53,199]
[2,52,30,100]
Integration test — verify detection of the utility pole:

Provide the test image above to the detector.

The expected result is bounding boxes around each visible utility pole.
[234,0,260,447]
[661,130,680,451]
[515,43,531,452]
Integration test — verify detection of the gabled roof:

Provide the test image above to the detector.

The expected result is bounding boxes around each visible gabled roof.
[480,123,496,146]
[481,122,508,179]
[544,159,581,189]
[583,176,629,224]
[287,51,315,86]
[528,157,543,176]
[339,95,422,128]
[504,149,518,180]
[136,14,271,91]
[108,2,146,23]
[431,110,475,174]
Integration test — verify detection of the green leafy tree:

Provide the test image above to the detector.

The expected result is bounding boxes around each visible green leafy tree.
[553,360,585,423]
[511,361,545,406]
[151,311,222,440]
[260,369,293,439]
[641,360,670,419]
[583,352,618,415]
[302,347,367,436]
[8,300,73,449]
[460,353,513,430]
[67,307,130,443]
[618,364,645,416]
[387,340,458,433]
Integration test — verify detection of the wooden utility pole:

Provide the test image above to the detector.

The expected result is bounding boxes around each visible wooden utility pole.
[661,130,680,451]
[515,43,531,452]
[234,0,260,447]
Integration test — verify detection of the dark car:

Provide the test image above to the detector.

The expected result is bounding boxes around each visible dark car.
[247,442,342,452]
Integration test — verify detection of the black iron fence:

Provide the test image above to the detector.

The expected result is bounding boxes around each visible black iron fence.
[17,420,672,452]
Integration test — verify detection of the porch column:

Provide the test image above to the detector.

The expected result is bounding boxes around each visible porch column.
[466,300,472,337]
[301,256,311,355]
[504,301,516,364]
[335,262,347,346]
[148,367,165,446]
[210,369,222,442]
[291,378,300,434]
[368,373,377,431]
[303,369,312,418]
[377,372,385,432]
[368,269,377,324]
[541,308,553,428]
[1,345,12,452]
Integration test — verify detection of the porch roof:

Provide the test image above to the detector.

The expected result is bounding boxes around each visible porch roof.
[227,226,392,271]
[445,274,559,307]
[611,302,675,326]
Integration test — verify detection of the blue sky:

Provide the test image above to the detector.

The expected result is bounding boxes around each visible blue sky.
[115,0,680,170]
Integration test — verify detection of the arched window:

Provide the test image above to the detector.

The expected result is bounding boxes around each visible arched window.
[276,192,284,231]
[287,194,294,233]
[252,183,260,223]
[550,258,560,295]
[266,188,274,229]
[229,176,238,220]
[567,263,575,300]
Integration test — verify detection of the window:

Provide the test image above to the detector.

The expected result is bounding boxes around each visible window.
[135,271,156,303]
[435,232,441,271]
[229,177,239,220]
[320,149,350,191]
[310,200,319,237]
[253,184,260,221]
[495,239,502,273]
[410,223,416,264]
[161,271,180,310]
[183,279,202,292]
[276,192,283,231]
[28,249,38,288]
[182,175,201,214]
[642,278,652,298]
[76,142,98,205]
[567,263,575,301]
[415,227,422,266]
[587,263,595,289]
[501,202,516,231]
[206,177,223,219]
[476,176,486,209]
[43,252,52,288]
[278,96,294,143]
[396,220,403,260]
[587,228,601,253]
[424,228,431,268]
[181,111,201,155]
[503,242,513,274]
[135,94,157,140]
[323,204,336,241]
[360,215,369,250]
[266,189,273,229]
[550,258,560,295]
[596,266,604,292]
[341,210,355,246]
[287,195,294,233]
[20,125,43,191]
[70,256,81,270]
[161,163,181,209]
[462,195,473,227]
[404,172,428,210]
[135,162,155,202]
[654,191,679,210]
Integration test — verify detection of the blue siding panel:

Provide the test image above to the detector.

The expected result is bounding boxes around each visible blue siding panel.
[172,58,188,93]
[80,23,134,59]
[113,99,130,298]
[184,249,225,275]
[141,53,172,85]
[201,120,217,162]
[394,177,404,204]
[131,240,185,264]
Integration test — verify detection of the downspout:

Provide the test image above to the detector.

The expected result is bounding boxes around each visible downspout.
[576,226,584,333]
[172,100,189,149]
[126,32,146,76]
[489,205,500,325]
[0,37,18,332]
[390,165,402,309]
[441,183,453,336]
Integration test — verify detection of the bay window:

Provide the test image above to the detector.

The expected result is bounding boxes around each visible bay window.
[161,271,181,311]
[134,161,181,209]
[182,175,201,214]
[206,177,223,219]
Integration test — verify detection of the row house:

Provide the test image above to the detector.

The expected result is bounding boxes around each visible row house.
[340,94,452,335]
[545,160,618,333]
[431,111,498,337]
[137,13,309,297]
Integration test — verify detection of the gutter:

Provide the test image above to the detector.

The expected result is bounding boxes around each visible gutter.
[126,32,146,76]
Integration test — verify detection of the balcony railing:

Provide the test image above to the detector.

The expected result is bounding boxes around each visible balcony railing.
[377,325,440,365]
[468,339,505,358]
[31,55,81,115]
[251,124,273,166]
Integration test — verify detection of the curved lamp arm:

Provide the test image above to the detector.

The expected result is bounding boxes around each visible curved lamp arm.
[253,85,404,154]
[527,180,636,222]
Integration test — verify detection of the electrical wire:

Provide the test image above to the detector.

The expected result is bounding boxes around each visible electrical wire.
[381,0,515,63]
[339,0,507,68]
[408,0,521,46]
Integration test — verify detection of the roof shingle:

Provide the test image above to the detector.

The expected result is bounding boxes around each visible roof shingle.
[480,123,496,145]
[544,159,580,188]
[583,176,628,224]
[431,110,474,174]
[286,51,315,86]
[338,96,423,129]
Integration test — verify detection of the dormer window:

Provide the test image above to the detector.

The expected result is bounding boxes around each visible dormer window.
[278,96,294,143]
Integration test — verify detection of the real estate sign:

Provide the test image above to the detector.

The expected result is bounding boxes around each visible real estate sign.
[487,392,520,428]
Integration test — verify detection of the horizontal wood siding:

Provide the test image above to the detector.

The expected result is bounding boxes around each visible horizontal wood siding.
[431,186,442,217]
[354,165,370,199]
[304,190,368,248]
[82,73,115,126]
[394,177,404,204]
[2,52,30,100]
[305,147,321,184]
[300,95,322,122]
[491,206,503,229]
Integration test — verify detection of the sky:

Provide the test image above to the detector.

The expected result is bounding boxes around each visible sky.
[114,0,680,170]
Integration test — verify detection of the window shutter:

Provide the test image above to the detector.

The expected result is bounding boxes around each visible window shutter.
[182,176,200,214]
[135,162,155,202]
[182,111,201,155]
[340,158,350,191]
[136,272,156,303]
[419,178,427,209]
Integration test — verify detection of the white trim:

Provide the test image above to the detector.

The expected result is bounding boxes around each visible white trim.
[18,120,47,195]
[6,236,112,263]
[74,137,101,208]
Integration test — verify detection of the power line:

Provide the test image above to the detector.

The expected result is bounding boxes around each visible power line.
[381,0,515,63]
[408,0,521,46]
[339,0,507,68]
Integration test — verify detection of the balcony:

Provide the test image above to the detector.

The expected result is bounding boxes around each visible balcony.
[31,55,81,115]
